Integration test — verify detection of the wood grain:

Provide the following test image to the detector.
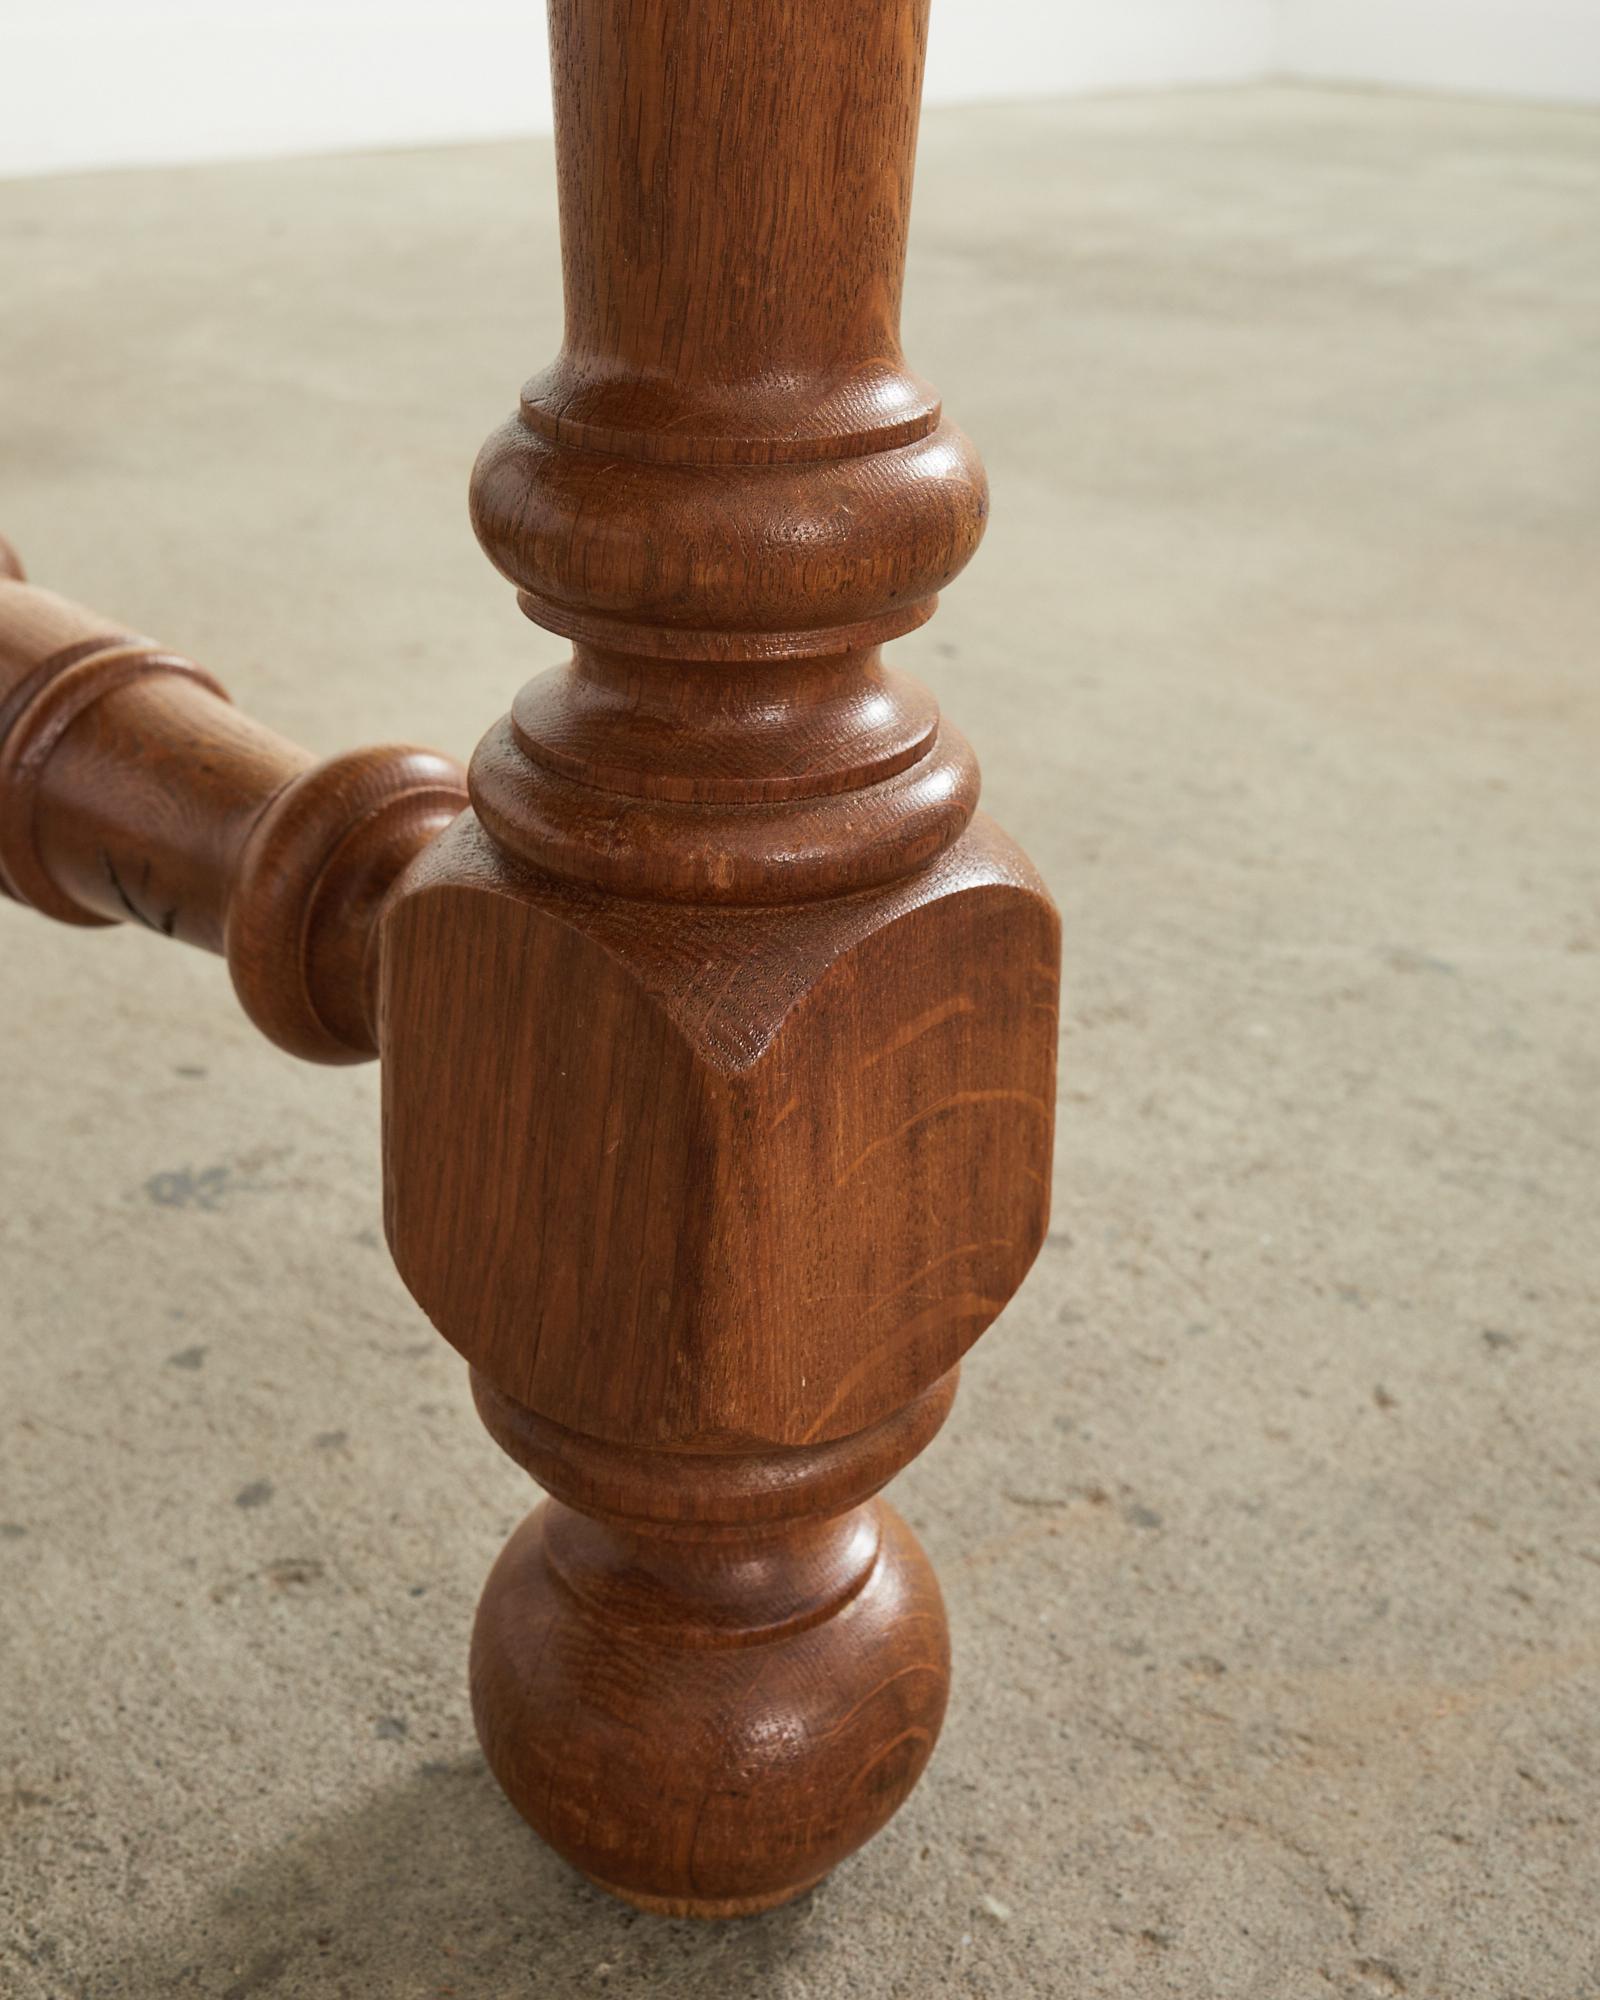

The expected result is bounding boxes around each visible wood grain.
[382,0,1062,1914]
[0,565,465,1060]
[385,813,1056,1447]
[471,1368,957,1915]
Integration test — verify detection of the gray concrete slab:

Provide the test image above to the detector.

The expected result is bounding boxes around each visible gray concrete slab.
[2,83,1598,1999]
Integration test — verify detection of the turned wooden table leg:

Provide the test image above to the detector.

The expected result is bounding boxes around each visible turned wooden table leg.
[0,0,1059,1922]
[379,0,1061,1914]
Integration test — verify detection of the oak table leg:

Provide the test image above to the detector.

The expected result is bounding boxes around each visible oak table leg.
[0,0,1059,1921]
[381,0,1061,1912]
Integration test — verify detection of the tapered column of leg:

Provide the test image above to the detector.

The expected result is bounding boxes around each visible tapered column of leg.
[470,1371,958,1916]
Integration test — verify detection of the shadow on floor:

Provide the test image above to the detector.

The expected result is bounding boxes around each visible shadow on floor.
[105,1755,835,2000]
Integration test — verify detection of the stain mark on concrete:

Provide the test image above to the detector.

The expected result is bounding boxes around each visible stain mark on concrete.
[1384,946,1457,976]
[374,1714,408,1740]
[173,1064,207,1079]
[1126,1503,1163,1529]
[146,1165,234,1211]
[210,1556,327,1604]
[234,1480,274,1509]
[143,1150,288,1211]
[1482,1328,1518,1351]
[0,1523,28,1540]
[312,1429,348,1450]
[221,1946,289,2000]
[1373,1385,1398,1410]
[168,1345,207,1370]
[264,1557,324,1589]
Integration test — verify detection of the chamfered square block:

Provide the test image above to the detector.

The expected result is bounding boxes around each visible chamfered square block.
[381,810,1059,1447]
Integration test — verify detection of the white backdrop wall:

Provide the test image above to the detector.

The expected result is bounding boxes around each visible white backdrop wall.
[0,0,1271,178]
[924,0,1274,105]
[1275,0,1600,105]
[1,0,1597,179]
[2,6,552,177]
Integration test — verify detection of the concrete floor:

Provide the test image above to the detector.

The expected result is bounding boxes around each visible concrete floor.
[2,83,1598,1999]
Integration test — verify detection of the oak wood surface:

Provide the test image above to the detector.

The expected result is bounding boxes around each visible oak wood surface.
[385,813,1056,1447]
[0,564,465,1060]
[471,1367,958,1914]
[382,0,1061,1912]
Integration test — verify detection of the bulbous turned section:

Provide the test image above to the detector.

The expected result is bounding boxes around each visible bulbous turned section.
[509,647,942,803]
[467,659,979,904]
[470,416,988,662]
[466,0,989,906]
[224,745,469,1061]
[0,562,467,1061]
[469,1368,958,1915]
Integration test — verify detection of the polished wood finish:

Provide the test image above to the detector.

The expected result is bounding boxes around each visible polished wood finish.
[1,0,1059,1919]
[384,0,1060,1912]
[471,1368,957,1915]
[0,558,465,1060]
[384,819,1055,1449]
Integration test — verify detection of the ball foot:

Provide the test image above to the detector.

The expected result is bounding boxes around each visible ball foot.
[470,1496,949,1915]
